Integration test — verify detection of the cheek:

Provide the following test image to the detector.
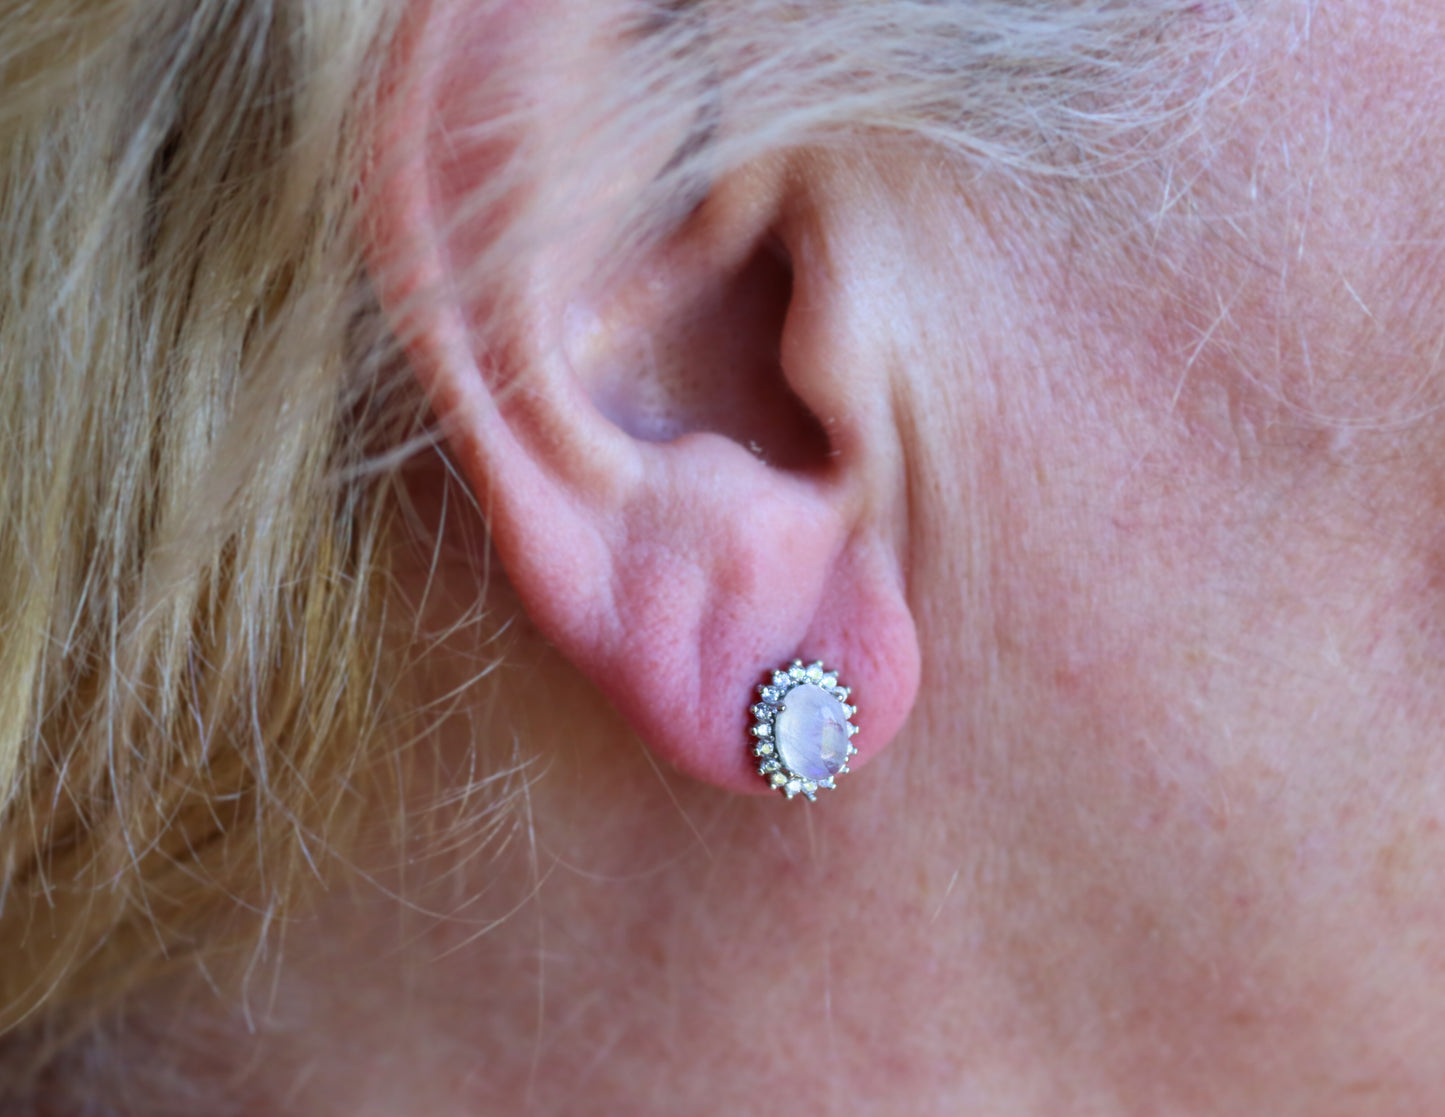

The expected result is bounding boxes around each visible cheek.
[898,187,1445,1102]
[926,431,1445,1100]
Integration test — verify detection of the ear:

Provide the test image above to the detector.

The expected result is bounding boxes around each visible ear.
[368,0,920,796]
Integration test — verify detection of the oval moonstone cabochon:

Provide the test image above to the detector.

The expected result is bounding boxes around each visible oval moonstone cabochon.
[773,683,852,782]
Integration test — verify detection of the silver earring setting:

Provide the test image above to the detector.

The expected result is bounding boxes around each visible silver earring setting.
[751,659,858,801]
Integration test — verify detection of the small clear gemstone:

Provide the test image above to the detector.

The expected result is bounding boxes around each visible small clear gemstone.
[754,742,774,756]
[806,665,823,682]
[773,683,852,782]
[772,671,790,688]
[759,686,781,703]
[752,704,775,722]
[789,665,806,681]
[820,675,837,689]
[785,779,802,796]
[770,772,787,787]
[752,723,771,738]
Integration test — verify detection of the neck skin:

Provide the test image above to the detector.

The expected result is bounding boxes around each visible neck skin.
[138,4,1445,1112]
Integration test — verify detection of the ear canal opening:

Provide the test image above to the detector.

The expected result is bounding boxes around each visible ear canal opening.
[713,240,834,473]
[583,238,834,474]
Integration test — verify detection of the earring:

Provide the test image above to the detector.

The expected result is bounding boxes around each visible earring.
[750,659,858,801]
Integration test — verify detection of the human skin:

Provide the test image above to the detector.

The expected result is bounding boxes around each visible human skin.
[156,1,1445,1113]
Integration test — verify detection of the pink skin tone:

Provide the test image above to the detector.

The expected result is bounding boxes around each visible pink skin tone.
[222,0,1445,1113]
[377,3,920,794]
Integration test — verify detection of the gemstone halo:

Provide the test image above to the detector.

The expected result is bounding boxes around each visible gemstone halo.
[750,659,859,801]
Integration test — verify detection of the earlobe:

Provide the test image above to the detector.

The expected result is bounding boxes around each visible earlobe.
[368,0,920,796]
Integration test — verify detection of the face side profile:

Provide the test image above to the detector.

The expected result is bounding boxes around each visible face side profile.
[4,0,1445,1114]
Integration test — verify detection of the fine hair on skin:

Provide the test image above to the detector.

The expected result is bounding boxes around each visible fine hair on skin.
[0,0,1248,1106]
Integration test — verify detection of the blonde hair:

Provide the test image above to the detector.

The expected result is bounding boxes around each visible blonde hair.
[0,0,1241,1099]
